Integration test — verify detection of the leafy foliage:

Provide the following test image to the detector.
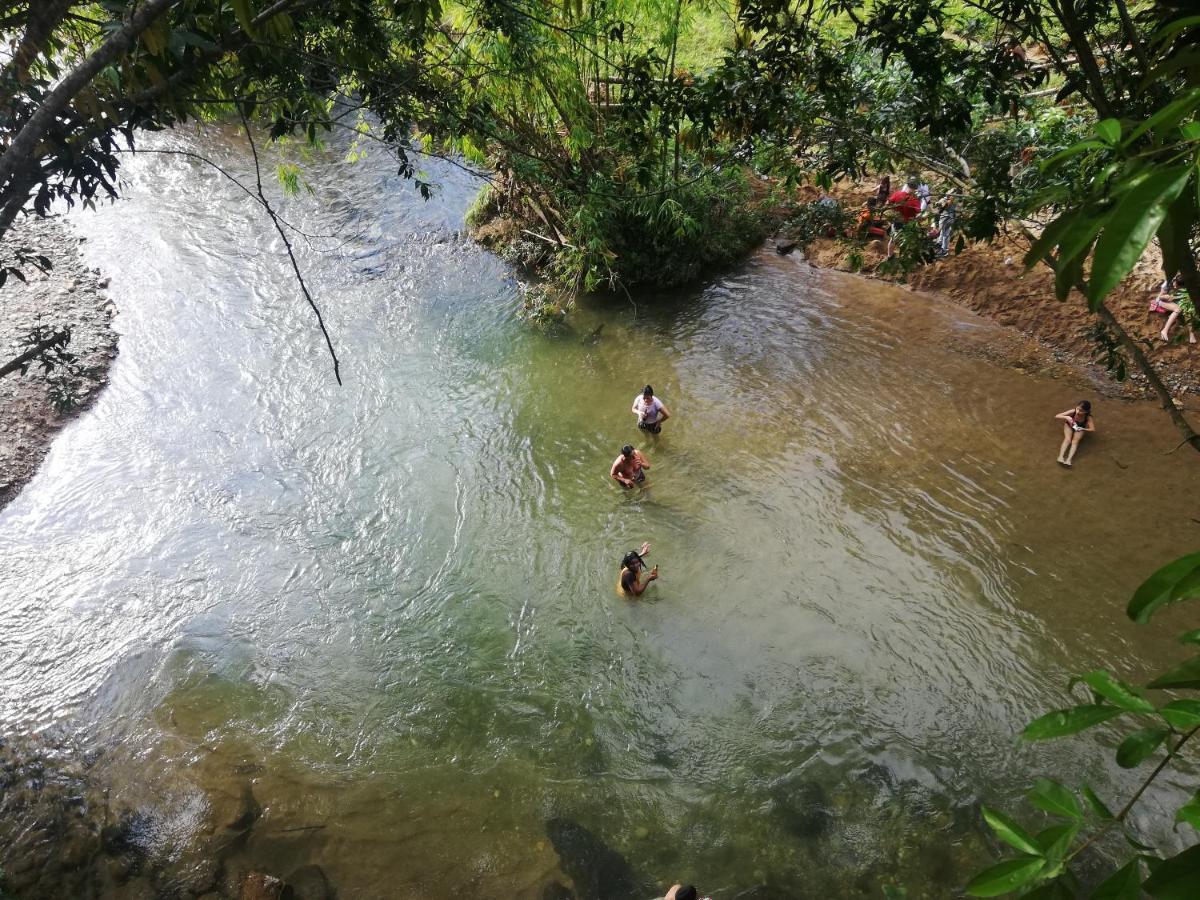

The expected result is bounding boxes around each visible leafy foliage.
[968,552,1200,897]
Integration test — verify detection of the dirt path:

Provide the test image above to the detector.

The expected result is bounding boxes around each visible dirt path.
[1,216,118,510]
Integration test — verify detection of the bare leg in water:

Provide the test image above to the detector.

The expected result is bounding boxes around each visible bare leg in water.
[1057,423,1074,465]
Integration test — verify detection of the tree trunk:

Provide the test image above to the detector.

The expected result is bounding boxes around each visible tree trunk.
[0,0,182,228]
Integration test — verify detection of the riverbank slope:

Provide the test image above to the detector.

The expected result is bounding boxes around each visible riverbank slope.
[0,216,118,510]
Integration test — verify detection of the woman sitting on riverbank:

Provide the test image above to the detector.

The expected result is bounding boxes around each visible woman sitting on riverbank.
[1150,276,1197,345]
[1055,401,1094,468]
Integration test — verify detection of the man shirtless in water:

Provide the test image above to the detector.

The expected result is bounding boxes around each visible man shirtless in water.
[610,444,649,487]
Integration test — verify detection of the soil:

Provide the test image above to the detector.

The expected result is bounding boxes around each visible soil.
[0,215,118,511]
[783,181,1200,406]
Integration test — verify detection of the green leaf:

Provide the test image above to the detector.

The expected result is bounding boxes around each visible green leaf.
[1096,119,1121,145]
[965,856,1047,897]
[1128,552,1200,623]
[231,0,258,37]
[1025,213,1077,270]
[1151,14,1200,48]
[1041,139,1108,174]
[1148,656,1200,690]
[1091,859,1143,900]
[1178,630,1200,646]
[1029,779,1082,821]
[1122,88,1200,147]
[1076,671,1155,714]
[1175,792,1200,831]
[1034,823,1079,862]
[1087,167,1191,307]
[983,806,1043,856]
[1116,727,1170,768]
[1144,844,1200,898]
[1055,245,1087,301]
[1159,699,1200,729]
[1083,784,1115,820]
[1180,122,1200,141]
[1023,705,1123,741]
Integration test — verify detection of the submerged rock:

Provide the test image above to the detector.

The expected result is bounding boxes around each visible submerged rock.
[288,863,335,900]
[545,817,646,900]
[242,871,287,900]
[768,777,832,840]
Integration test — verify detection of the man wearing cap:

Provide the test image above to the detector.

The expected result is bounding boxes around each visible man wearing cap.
[610,444,650,488]
[633,384,670,433]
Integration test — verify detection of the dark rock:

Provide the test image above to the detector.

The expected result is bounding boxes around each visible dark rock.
[541,880,575,900]
[769,777,831,839]
[226,782,262,833]
[287,864,333,900]
[545,817,646,900]
[242,871,287,900]
[775,240,798,255]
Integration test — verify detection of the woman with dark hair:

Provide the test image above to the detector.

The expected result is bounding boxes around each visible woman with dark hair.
[618,542,658,596]
[1055,400,1095,467]
[874,175,891,205]
[633,384,670,433]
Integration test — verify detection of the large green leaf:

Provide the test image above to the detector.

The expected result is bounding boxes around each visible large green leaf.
[1128,552,1200,623]
[231,0,258,37]
[1023,705,1123,741]
[965,856,1047,898]
[1025,213,1078,270]
[1076,671,1155,714]
[1035,823,1079,862]
[1175,791,1200,831]
[1144,844,1200,898]
[1123,88,1200,147]
[1159,699,1200,730]
[1148,656,1200,691]
[1083,784,1115,820]
[1095,119,1121,145]
[1087,167,1191,307]
[1040,139,1109,174]
[1029,779,1082,821]
[983,806,1043,856]
[1091,859,1143,900]
[1116,727,1170,768]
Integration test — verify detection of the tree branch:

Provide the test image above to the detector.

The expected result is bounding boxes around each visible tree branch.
[239,109,341,385]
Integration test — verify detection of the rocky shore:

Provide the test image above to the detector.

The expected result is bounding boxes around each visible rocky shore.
[0,215,118,511]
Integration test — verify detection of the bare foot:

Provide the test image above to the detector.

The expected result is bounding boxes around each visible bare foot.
[1161,329,1171,342]
[1190,334,1197,345]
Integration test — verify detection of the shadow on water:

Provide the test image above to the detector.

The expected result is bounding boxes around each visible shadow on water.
[545,817,651,900]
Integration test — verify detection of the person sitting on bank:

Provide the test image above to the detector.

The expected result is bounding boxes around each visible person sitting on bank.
[633,385,670,433]
[1151,275,1198,345]
[619,542,658,596]
[610,444,649,488]
[1055,400,1095,468]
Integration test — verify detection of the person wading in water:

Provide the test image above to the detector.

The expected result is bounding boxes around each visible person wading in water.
[618,542,658,596]
[633,384,670,434]
[610,444,650,487]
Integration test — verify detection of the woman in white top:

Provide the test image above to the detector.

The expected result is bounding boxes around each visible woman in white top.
[633,384,670,433]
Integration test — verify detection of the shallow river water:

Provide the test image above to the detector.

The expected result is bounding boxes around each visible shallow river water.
[2,128,1199,897]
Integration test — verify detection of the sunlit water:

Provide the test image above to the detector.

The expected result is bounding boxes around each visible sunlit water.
[2,127,1199,897]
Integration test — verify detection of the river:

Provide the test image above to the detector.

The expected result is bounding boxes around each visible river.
[2,126,1198,898]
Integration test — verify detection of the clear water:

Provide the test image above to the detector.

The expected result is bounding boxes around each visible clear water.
[2,126,1198,898]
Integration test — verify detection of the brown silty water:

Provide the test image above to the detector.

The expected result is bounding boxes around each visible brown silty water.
[0,128,1197,898]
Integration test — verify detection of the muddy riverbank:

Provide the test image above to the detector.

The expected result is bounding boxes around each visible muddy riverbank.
[0,215,118,510]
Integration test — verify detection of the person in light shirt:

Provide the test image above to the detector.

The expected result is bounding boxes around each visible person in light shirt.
[633,384,670,434]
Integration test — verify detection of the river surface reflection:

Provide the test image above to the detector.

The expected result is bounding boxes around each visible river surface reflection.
[1,127,1198,897]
